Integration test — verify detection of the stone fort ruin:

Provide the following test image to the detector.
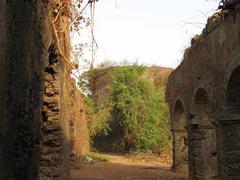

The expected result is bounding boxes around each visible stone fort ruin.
[2,0,240,179]
[166,1,240,179]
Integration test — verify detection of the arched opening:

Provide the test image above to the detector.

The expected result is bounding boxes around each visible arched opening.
[226,66,240,107]
[172,100,188,172]
[218,66,240,179]
[188,88,217,179]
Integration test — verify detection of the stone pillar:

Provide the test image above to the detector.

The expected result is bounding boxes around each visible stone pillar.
[172,128,188,172]
[188,123,218,180]
[218,118,240,179]
[172,100,188,172]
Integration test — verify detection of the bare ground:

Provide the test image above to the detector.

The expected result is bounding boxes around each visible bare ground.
[70,153,188,180]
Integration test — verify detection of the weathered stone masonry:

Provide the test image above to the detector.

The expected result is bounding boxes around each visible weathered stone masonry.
[0,1,88,179]
[166,1,240,179]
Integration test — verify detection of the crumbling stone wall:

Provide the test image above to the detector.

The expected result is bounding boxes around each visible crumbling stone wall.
[166,1,240,179]
[0,1,88,179]
[40,46,89,179]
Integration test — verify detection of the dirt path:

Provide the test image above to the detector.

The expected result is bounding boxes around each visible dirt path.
[70,153,188,180]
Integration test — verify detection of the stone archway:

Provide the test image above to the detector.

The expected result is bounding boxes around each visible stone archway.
[218,66,240,179]
[172,100,188,172]
[188,88,217,180]
[226,66,240,107]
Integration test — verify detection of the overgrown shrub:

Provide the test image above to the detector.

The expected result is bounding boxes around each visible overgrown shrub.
[109,66,171,153]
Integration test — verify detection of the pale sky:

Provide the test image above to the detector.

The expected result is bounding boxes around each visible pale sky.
[92,0,218,68]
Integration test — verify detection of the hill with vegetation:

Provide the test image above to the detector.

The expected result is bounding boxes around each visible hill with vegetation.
[88,66,172,105]
[79,65,173,153]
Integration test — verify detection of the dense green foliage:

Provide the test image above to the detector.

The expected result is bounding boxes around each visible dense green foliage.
[78,72,111,141]
[84,96,111,139]
[79,65,171,153]
[109,66,171,153]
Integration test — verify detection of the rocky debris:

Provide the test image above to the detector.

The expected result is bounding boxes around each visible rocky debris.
[84,156,94,163]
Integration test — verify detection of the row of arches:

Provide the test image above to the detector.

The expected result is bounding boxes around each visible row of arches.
[171,66,240,179]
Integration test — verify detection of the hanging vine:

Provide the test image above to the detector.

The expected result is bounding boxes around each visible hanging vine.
[49,0,98,79]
